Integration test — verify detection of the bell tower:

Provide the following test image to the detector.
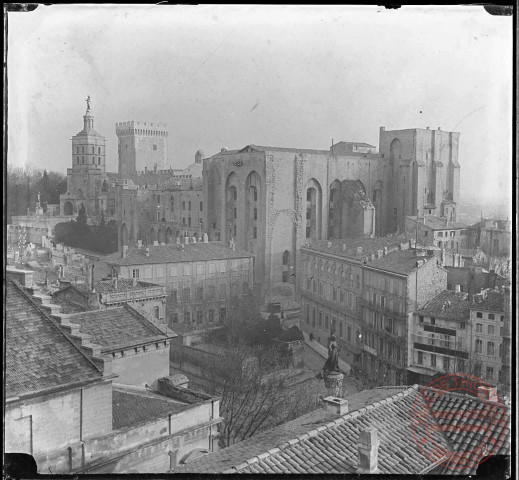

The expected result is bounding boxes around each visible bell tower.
[71,95,107,174]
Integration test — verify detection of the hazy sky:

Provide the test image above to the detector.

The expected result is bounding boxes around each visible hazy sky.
[7,5,512,206]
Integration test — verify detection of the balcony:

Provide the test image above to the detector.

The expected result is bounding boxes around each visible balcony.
[101,285,167,304]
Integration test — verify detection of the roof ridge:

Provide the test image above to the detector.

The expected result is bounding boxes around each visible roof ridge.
[232,386,420,471]
[8,280,103,375]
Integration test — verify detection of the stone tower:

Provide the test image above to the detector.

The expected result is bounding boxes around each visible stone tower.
[379,126,460,235]
[116,121,168,175]
[61,96,107,217]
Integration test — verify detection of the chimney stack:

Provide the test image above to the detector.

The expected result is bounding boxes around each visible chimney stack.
[327,241,332,248]
[185,236,189,244]
[455,285,461,293]
[114,276,118,290]
[145,247,150,257]
[203,232,209,243]
[137,239,142,249]
[122,245,128,258]
[356,246,363,255]
[322,396,349,415]
[192,236,197,244]
[357,427,380,474]
[478,386,498,402]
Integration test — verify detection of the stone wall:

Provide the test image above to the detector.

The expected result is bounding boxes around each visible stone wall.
[111,345,170,387]
[5,380,113,463]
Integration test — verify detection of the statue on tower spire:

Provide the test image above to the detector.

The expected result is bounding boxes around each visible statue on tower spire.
[86,95,91,110]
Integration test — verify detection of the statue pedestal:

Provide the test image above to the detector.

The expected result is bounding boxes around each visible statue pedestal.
[323,371,344,398]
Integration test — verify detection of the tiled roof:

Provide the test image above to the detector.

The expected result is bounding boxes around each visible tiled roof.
[103,242,253,266]
[174,385,510,475]
[5,281,102,400]
[173,387,411,474]
[365,249,436,275]
[470,290,504,312]
[65,305,169,351]
[303,234,413,261]
[416,290,471,321]
[112,387,191,430]
[420,387,510,474]
[408,216,468,230]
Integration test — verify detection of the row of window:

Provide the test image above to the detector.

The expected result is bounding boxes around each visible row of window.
[305,306,361,344]
[366,311,400,336]
[227,186,258,202]
[76,146,102,154]
[169,282,250,304]
[416,352,495,380]
[364,332,403,366]
[475,311,504,321]
[76,156,102,166]
[171,307,226,325]
[305,278,357,307]
[111,340,168,358]
[474,339,502,357]
[130,260,249,279]
[436,231,457,238]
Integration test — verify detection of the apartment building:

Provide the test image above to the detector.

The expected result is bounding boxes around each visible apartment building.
[298,235,412,370]
[104,239,254,331]
[408,287,510,393]
[360,248,447,385]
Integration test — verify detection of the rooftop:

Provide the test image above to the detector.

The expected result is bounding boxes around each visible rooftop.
[302,234,413,261]
[103,241,254,266]
[112,385,191,430]
[416,290,471,321]
[72,278,164,295]
[65,304,171,351]
[174,385,509,475]
[365,249,436,275]
[471,290,505,312]
[6,281,102,400]
[408,215,468,230]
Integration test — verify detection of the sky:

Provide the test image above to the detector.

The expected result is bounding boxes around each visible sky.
[7,5,512,207]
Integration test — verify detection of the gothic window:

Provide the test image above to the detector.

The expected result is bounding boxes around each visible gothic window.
[92,146,95,154]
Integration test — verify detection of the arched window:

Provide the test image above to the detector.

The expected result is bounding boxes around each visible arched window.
[92,146,95,154]
[98,146,101,154]
[282,250,290,283]
[98,157,101,165]
[76,146,79,154]
[92,156,95,164]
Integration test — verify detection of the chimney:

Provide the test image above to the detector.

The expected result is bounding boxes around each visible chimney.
[132,276,138,287]
[327,241,332,248]
[437,127,441,131]
[145,247,150,257]
[153,240,159,246]
[357,427,380,474]
[342,244,347,251]
[137,239,142,249]
[380,126,385,132]
[478,386,498,403]
[383,247,388,255]
[184,236,189,244]
[114,277,118,290]
[322,396,349,415]
[455,284,461,293]
[203,233,209,243]
[122,245,128,258]
[426,126,430,130]
[356,246,363,255]
[192,236,197,244]
[377,249,383,258]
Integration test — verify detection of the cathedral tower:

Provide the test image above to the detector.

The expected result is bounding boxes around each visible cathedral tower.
[60,96,107,217]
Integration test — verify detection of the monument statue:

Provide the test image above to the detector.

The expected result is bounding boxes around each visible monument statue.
[323,343,340,374]
[86,95,91,110]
